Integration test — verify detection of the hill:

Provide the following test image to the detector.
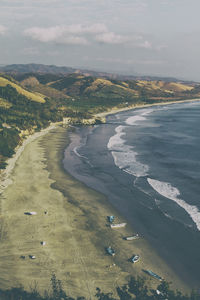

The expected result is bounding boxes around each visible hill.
[0,75,46,103]
[0,70,200,170]
[0,76,75,169]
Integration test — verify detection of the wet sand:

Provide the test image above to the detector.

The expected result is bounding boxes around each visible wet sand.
[0,126,189,298]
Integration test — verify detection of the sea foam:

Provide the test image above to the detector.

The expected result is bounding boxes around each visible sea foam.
[125,109,154,125]
[107,110,154,177]
[107,124,148,177]
[107,125,126,151]
[147,178,200,231]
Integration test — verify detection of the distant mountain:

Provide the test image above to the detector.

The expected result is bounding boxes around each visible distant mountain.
[0,63,189,83]
[0,63,76,75]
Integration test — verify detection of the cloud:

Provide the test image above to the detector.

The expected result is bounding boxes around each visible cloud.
[24,26,64,42]
[95,32,130,44]
[62,36,88,45]
[24,24,109,45]
[95,32,153,47]
[24,23,152,48]
[0,25,7,35]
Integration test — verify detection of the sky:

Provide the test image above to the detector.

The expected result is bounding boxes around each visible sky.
[0,0,200,80]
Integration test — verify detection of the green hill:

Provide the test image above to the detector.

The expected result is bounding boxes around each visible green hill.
[0,71,199,170]
[46,74,197,100]
[0,76,46,103]
[0,77,68,169]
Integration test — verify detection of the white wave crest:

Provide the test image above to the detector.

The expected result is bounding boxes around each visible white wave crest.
[107,125,149,177]
[126,115,146,125]
[107,125,126,151]
[125,109,154,126]
[112,149,149,177]
[147,178,200,231]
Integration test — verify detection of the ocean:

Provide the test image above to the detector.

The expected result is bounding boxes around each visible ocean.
[63,101,200,287]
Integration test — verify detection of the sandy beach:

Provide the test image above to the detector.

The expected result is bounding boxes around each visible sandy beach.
[0,124,190,298]
[95,98,200,119]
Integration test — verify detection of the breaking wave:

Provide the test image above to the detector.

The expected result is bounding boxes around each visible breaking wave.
[125,109,154,125]
[107,127,148,177]
[107,109,155,177]
[147,178,200,231]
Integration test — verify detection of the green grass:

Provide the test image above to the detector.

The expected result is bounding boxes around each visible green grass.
[0,77,46,103]
[0,97,12,108]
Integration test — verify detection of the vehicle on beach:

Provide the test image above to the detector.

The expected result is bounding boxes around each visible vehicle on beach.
[124,234,139,240]
[110,222,126,228]
[106,246,115,256]
[24,211,37,215]
[131,255,140,263]
[145,270,163,281]
[107,215,115,223]
[29,255,36,259]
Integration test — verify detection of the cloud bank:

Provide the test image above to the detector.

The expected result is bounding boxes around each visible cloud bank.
[24,24,129,45]
[24,23,151,48]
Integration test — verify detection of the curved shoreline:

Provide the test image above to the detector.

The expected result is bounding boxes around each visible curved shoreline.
[1,96,200,195]
[0,126,190,298]
[62,101,200,291]
[0,124,57,194]
[95,98,200,119]
[0,100,199,296]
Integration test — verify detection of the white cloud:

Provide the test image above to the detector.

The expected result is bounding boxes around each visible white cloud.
[95,32,130,44]
[24,26,63,42]
[0,25,7,35]
[24,24,109,45]
[24,24,151,47]
[62,35,88,45]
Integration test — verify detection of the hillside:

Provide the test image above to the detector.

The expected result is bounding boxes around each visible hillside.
[0,76,74,169]
[0,75,45,103]
[34,73,199,109]
[0,70,200,170]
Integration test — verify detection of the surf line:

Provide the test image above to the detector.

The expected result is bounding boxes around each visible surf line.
[147,178,200,231]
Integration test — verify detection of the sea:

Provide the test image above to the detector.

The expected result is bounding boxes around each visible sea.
[63,101,200,287]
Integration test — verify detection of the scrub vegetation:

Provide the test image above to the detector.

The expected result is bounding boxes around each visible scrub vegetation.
[0,275,199,300]
[0,71,199,170]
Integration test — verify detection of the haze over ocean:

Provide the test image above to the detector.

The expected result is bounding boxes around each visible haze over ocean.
[63,101,200,287]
